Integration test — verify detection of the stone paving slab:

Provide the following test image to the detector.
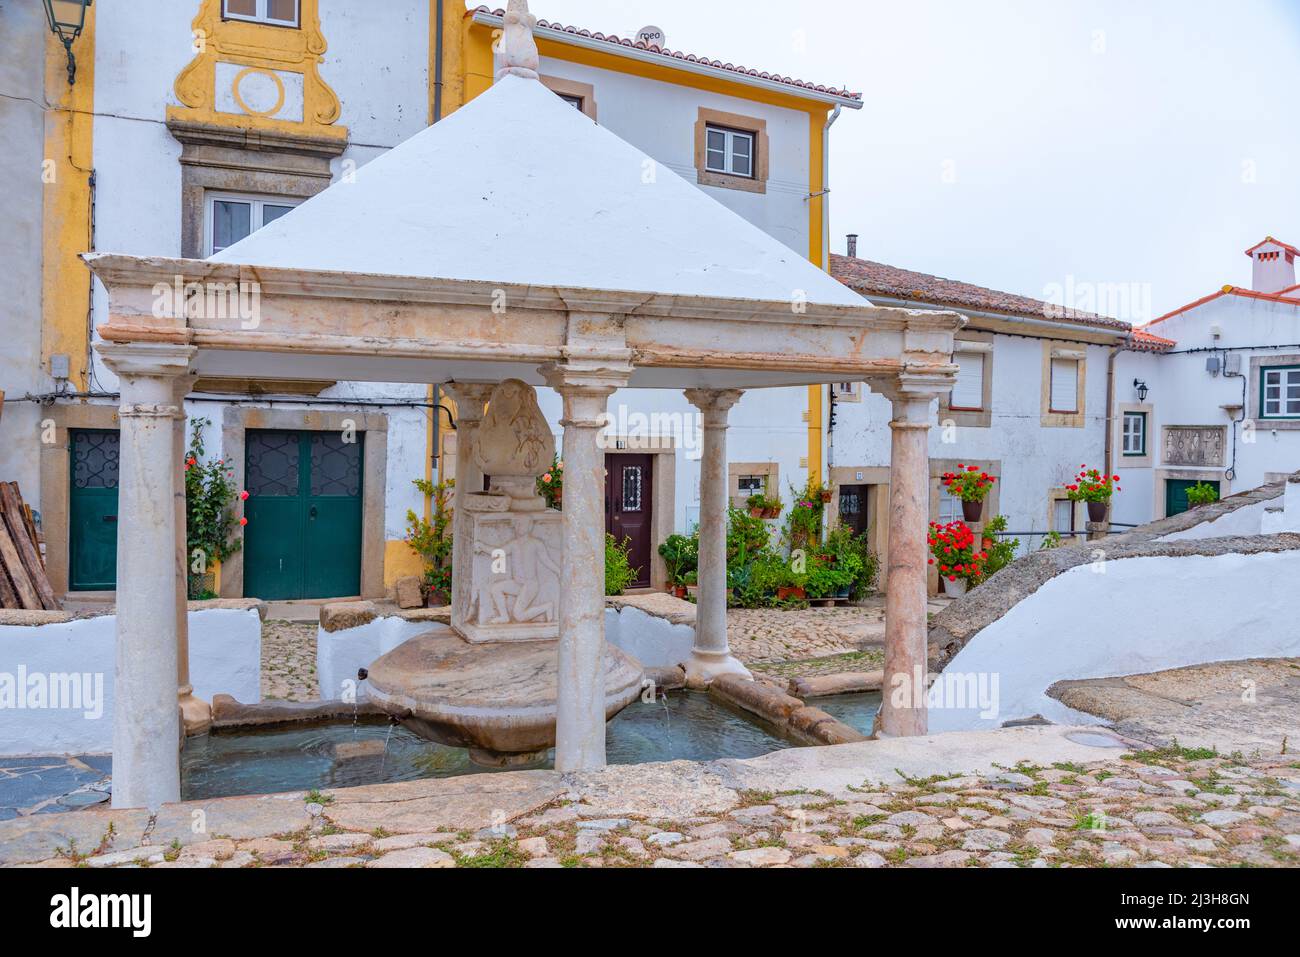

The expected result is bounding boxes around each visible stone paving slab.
[1050,658,1300,755]
[7,729,1297,869]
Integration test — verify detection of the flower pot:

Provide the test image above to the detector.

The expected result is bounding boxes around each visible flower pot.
[764,507,781,520]
[426,590,450,608]
[1087,500,1109,523]
[750,507,766,518]
[961,499,984,523]
[777,586,806,601]
[819,491,833,504]
[941,577,968,598]
[670,585,687,599]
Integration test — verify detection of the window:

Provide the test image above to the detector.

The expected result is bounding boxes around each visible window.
[832,382,862,403]
[938,488,962,524]
[1122,411,1147,456]
[951,351,986,411]
[206,192,300,255]
[222,0,300,27]
[1049,358,1080,413]
[1261,365,1300,419]
[705,126,755,178]
[1053,499,1076,533]
[737,474,766,497]
[558,94,585,111]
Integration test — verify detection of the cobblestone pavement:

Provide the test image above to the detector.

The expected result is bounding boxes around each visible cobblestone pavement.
[19,747,1299,869]
[727,597,949,664]
[750,650,884,681]
[261,621,319,703]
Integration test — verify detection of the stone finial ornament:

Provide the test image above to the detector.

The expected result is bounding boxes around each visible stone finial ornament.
[497,0,541,81]
[473,379,556,506]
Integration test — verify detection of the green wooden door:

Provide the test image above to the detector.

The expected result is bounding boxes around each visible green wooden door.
[68,429,121,592]
[244,430,364,600]
[1165,479,1219,517]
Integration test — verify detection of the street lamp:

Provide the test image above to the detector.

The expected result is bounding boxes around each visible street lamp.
[1133,379,1150,402]
[43,0,93,87]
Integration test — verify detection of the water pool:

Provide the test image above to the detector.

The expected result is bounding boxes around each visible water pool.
[180,692,795,801]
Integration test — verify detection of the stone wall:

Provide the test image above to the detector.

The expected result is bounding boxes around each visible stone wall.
[929,473,1296,670]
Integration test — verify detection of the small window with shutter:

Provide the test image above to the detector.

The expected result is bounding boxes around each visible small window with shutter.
[1050,358,1080,413]
[950,351,985,411]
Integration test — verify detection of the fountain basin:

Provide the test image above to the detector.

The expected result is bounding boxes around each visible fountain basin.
[363,627,644,756]
[179,692,797,800]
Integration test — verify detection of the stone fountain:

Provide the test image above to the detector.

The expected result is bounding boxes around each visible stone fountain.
[364,379,644,765]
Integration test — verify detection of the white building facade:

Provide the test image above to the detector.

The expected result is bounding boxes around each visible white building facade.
[0,0,860,601]
[1114,238,1300,524]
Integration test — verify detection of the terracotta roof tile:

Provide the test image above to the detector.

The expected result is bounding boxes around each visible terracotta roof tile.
[1129,328,1177,352]
[829,254,1131,332]
[1244,236,1299,258]
[470,7,861,101]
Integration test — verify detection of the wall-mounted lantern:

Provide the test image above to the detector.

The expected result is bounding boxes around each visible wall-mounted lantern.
[43,0,93,87]
[1133,379,1150,402]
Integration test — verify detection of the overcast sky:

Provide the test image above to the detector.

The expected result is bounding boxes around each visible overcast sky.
[529,0,1300,322]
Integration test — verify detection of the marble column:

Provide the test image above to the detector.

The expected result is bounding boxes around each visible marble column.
[683,389,751,688]
[444,383,495,634]
[98,343,196,809]
[875,386,942,738]
[543,367,621,771]
[171,375,209,735]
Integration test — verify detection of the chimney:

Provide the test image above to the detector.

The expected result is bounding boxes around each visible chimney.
[846,233,858,258]
[1246,237,1297,294]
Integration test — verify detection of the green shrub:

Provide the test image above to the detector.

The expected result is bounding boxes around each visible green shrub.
[657,533,698,587]
[1185,481,1220,508]
[975,515,1019,585]
[184,418,243,599]
[823,523,879,599]
[605,534,639,596]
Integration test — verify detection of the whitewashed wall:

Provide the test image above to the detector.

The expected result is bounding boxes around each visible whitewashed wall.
[64,1,431,539]
[0,608,261,756]
[1116,295,1300,526]
[929,548,1300,733]
[0,0,59,503]
[833,336,1112,546]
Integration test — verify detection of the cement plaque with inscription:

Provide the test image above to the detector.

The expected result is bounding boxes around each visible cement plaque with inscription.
[1162,426,1225,467]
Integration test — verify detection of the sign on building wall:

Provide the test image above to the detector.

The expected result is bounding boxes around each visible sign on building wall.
[1162,426,1226,467]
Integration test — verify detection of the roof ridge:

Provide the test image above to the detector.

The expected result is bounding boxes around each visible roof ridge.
[471,6,861,101]
[829,253,1130,332]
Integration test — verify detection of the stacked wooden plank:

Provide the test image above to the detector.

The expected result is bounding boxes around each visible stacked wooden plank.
[0,482,58,611]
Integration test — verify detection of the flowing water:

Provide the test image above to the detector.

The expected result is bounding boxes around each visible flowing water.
[179,692,796,801]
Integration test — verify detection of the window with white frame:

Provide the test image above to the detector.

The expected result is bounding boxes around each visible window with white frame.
[1052,498,1076,533]
[832,381,862,402]
[1049,358,1080,413]
[206,192,300,255]
[222,0,300,27]
[1261,365,1300,419]
[705,126,755,178]
[938,487,962,524]
[950,351,986,411]
[1122,411,1147,456]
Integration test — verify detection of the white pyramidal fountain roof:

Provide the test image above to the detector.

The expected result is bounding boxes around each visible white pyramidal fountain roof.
[209,72,863,308]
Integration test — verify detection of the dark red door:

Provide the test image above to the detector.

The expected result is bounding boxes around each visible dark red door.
[838,485,870,537]
[606,454,653,589]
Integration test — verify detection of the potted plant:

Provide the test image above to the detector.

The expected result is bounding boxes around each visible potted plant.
[928,521,987,597]
[1185,481,1220,509]
[683,568,698,599]
[537,455,563,510]
[1066,466,1121,523]
[658,533,698,598]
[605,534,639,597]
[803,552,854,606]
[941,465,996,523]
